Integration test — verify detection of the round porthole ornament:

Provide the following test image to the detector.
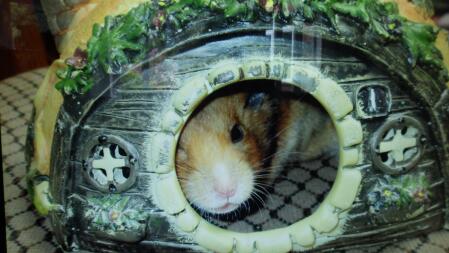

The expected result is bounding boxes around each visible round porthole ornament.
[26,0,449,252]
[371,116,426,175]
[83,135,138,193]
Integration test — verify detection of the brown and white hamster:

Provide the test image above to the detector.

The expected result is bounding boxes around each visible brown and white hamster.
[175,84,337,215]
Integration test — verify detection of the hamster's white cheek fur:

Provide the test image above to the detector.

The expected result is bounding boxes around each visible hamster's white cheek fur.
[184,158,254,214]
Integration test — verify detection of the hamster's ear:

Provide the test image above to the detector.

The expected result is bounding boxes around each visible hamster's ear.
[245,92,266,110]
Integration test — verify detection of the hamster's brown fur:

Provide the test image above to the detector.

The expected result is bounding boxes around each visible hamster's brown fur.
[175,86,336,214]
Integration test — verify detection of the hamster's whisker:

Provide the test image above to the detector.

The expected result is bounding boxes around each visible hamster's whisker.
[269,122,299,142]
[252,180,273,188]
[259,148,290,163]
[254,184,271,196]
[175,162,195,170]
[256,167,284,175]
[252,175,272,182]
[249,194,263,210]
[244,199,250,212]
[251,191,266,207]
[252,176,271,182]
[253,169,272,175]
[252,192,269,205]
[258,164,285,170]
[252,174,272,182]
[253,170,271,176]
[263,189,275,204]
[253,183,270,195]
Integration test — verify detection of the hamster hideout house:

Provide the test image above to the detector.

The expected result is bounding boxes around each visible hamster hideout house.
[27,0,449,252]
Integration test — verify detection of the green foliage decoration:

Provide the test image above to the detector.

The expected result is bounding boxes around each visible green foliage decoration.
[367,173,432,218]
[84,195,148,233]
[54,0,449,95]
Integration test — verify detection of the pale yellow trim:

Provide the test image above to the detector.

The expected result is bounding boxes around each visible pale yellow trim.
[60,0,149,58]
[33,181,53,216]
[172,78,209,115]
[436,31,449,88]
[151,133,177,173]
[385,0,434,23]
[154,171,188,214]
[339,148,360,167]
[241,60,268,79]
[309,202,339,233]
[33,60,64,175]
[194,222,235,253]
[335,116,363,148]
[328,169,363,210]
[175,205,201,232]
[207,63,242,90]
[312,78,354,120]
[56,2,98,53]
[289,222,315,247]
[161,111,184,135]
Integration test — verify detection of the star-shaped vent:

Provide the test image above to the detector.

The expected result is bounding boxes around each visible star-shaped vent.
[372,117,425,174]
[84,136,137,193]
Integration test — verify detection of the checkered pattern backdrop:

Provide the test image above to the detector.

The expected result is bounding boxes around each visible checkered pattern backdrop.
[2,68,449,253]
[1,68,62,253]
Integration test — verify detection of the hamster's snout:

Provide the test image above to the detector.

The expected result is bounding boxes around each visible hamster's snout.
[212,165,237,198]
[209,163,253,213]
[177,140,256,214]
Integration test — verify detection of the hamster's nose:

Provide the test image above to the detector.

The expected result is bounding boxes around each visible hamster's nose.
[213,184,237,198]
[212,164,237,198]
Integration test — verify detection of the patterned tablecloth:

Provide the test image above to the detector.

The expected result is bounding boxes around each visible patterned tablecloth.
[2,68,449,253]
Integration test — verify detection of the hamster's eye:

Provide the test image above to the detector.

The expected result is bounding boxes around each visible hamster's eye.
[230,124,244,143]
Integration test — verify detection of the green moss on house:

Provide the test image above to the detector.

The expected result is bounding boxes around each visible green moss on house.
[55,0,448,95]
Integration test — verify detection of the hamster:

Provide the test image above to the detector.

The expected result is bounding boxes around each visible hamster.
[175,84,337,215]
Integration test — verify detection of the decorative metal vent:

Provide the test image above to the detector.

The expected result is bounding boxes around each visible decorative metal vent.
[83,135,138,193]
[371,116,425,175]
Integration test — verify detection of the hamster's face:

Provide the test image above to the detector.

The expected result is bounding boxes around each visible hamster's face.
[176,91,274,214]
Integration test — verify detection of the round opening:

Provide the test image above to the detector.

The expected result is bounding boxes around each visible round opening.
[175,80,338,232]
[152,59,363,251]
